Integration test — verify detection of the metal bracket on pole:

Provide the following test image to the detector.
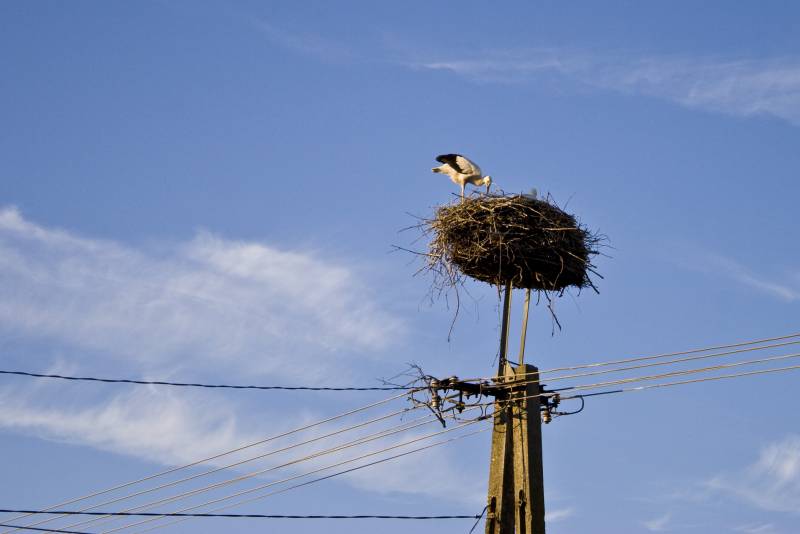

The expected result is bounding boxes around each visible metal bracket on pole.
[498,281,513,374]
[518,288,531,366]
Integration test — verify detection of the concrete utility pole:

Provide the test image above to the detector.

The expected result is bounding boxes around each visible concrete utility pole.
[484,363,545,533]
[432,284,546,532]
[485,283,546,534]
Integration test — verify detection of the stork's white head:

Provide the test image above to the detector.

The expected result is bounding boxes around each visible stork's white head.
[483,175,492,193]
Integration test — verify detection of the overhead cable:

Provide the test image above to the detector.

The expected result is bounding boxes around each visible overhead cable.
[536,339,800,385]
[0,510,480,520]
[478,332,800,381]
[135,427,491,534]
[548,350,800,394]
[57,410,452,532]
[36,411,436,532]
[0,524,92,534]
[0,370,408,391]
[561,362,800,401]
[1,390,413,533]
[98,419,491,533]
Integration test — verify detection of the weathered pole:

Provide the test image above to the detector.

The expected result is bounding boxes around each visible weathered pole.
[512,364,545,533]
[485,284,545,533]
[485,363,546,533]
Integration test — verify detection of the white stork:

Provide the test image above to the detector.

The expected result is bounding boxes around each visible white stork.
[432,154,492,200]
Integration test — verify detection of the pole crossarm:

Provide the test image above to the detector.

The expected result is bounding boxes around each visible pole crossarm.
[429,376,513,400]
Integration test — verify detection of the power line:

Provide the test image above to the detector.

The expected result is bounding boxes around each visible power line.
[549,350,800,394]
[1,391,413,534]
[466,355,800,416]
[484,361,800,416]
[44,413,436,531]
[136,426,491,534]
[561,362,800,401]
[0,524,92,534]
[537,339,800,385]
[60,409,486,534]
[474,332,800,381]
[0,370,408,391]
[0,510,480,520]
[472,350,800,399]
[11,408,434,534]
[459,339,800,393]
[97,420,491,534]
[57,410,448,533]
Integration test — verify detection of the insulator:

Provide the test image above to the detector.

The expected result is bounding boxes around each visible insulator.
[541,408,552,424]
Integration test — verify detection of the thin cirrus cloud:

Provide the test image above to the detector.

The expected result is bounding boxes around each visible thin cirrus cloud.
[674,248,800,303]
[0,206,400,381]
[642,512,672,532]
[239,15,800,125]
[706,435,800,514]
[414,49,800,126]
[544,507,575,522]
[734,524,778,534]
[0,207,484,504]
[642,513,672,532]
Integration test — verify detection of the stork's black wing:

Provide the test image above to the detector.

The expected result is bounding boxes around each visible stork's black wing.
[436,154,466,174]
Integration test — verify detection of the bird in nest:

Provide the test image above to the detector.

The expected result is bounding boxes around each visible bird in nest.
[432,154,492,200]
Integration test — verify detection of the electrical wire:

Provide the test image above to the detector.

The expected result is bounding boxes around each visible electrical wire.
[474,350,800,398]
[56,409,454,533]
[472,353,800,413]
[548,350,800,394]
[0,511,480,520]
[10,333,798,532]
[527,339,800,386]
[57,406,484,532]
[1,390,415,534]
[0,370,407,391]
[100,417,491,533]
[136,426,491,534]
[471,332,800,381]
[29,408,434,533]
[127,360,800,533]
[469,506,489,534]
[0,524,93,534]
[560,362,800,401]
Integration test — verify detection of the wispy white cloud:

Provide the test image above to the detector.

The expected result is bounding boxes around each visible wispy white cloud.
[706,435,800,514]
[249,19,355,63]
[0,208,486,504]
[234,15,800,125]
[701,254,800,302]
[642,512,672,532]
[0,206,399,381]
[544,507,575,522]
[673,248,800,303]
[0,386,253,467]
[734,523,778,534]
[414,48,800,125]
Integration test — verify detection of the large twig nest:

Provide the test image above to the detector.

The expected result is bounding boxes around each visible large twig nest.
[423,194,602,292]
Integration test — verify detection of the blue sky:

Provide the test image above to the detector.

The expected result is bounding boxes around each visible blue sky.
[1,1,800,533]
